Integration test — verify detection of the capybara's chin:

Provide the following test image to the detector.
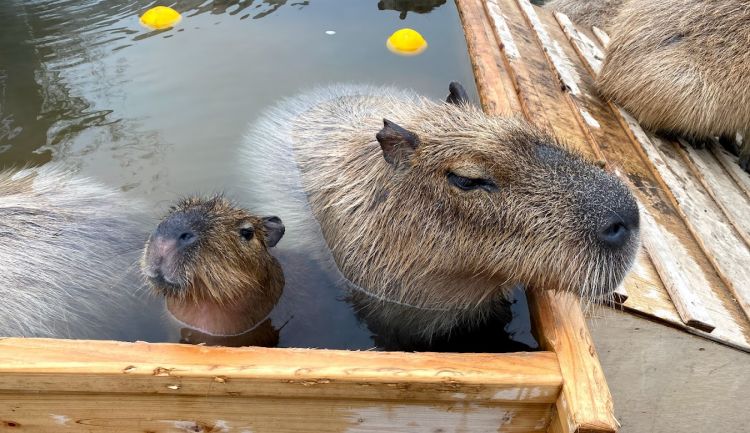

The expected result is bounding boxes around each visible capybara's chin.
[241,82,640,347]
[141,196,285,345]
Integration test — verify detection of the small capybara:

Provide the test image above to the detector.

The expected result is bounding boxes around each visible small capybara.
[543,0,624,31]
[241,82,640,350]
[0,165,150,338]
[142,196,285,347]
[597,0,750,172]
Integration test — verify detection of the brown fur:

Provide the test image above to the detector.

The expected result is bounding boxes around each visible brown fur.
[142,196,284,341]
[544,0,624,31]
[598,0,750,171]
[242,84,640,346]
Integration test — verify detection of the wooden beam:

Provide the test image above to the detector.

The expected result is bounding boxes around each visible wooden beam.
[0,338,562,403]
[530,292,618,433]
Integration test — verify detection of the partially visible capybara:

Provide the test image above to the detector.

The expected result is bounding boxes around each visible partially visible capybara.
[241,82,640,350]
[141,196,286,347]
[0,165,151,339]
[597,0,750,172]
[543,0,624,31]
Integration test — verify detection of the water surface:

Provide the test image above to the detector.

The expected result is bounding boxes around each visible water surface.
[0,0,537,350]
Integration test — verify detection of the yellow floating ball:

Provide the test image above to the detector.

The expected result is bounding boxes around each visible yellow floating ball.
[139,6,182,30]
[386,28,428,56]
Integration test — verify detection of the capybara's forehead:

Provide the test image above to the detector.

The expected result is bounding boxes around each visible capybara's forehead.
[168,196,258,226]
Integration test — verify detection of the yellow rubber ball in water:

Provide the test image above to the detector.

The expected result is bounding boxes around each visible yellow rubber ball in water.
[386,28,428,56]
[139,6,182,30]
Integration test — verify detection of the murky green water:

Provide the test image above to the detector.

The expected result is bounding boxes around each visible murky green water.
[0,0,536,350]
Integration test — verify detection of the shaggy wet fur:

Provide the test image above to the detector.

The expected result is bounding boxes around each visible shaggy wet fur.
[142,196,284,339]
[598,0,750,171]
[241,84,640,345]
[544,0,624,31]
[0,165,147,338]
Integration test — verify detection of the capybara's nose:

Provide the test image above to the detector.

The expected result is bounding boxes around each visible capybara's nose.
[597,206,639,249]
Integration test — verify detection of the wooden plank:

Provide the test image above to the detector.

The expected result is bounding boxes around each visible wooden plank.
[709,141,750,200]
[644,133,750,322]
[591,27,609,48]
[639,210,715,332]
[552,12,750,328]
[0,338,562,404]
[679,140,750,247]
[484,0,600,158]
[529,292,618,433]
[548,13,715,332]
[0,394,553,433]
[456,0,522,115]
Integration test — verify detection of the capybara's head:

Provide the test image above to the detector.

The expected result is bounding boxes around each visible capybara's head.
[141,196,285,305]
[360,83,640,304]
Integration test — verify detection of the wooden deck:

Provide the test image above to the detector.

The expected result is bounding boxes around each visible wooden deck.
[455,0,750,352]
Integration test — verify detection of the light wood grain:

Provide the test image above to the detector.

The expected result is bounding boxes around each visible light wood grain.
[456,0,522,115]
[709,143,750,199]
[679,140,750,247]
[0,338,562,403]
[529,291,618,433]
[591,27,610,48]
[0,394,553,433]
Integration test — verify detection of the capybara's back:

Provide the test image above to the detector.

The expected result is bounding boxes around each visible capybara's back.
[544,0,624,31]
[0,166,147,338]
[598,0,750,171]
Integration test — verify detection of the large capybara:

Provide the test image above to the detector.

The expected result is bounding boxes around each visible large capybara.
[597,0,750,172]
[241,82,640,350]
[0,165,153,339]
[142,196,286,347]
[543,0,624,31]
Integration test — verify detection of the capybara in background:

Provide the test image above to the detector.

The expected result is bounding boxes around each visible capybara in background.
[240,82,640,350]
[597,0,750,172]
[543,0,624,31]
[142,196,285,347]
[0,165,149,338]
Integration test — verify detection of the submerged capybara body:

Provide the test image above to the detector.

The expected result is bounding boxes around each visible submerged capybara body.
[543,0,624,31]
[142,196,285,347]
[598,0,750,171]
[0,165,151,338]
[241,83,640,349]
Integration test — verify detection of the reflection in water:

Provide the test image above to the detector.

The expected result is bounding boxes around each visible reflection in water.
[377,0,447,19]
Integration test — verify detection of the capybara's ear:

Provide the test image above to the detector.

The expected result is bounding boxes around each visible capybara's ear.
[446,81,469,105]
[376,119,420,167]
[262,216,285,247]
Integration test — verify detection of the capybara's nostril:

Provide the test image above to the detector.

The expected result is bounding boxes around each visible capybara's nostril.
[178,231,197,248]
[597,205,638,249]
[598,220,629,248]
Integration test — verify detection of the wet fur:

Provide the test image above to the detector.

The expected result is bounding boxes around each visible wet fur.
[598,0,750,170]
[0,165,147,338]
[241,84,639,344]
[142,196,284,338]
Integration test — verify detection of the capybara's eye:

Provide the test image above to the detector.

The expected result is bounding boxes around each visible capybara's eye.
[447,172,498,193]
[239,227,255,240]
